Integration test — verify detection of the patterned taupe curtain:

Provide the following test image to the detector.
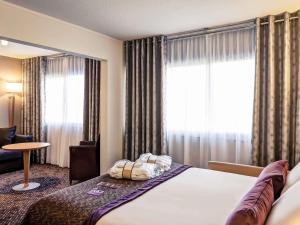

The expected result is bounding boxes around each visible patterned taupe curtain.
[124,36,167,161]
[83,58,101,141]
[21,57,47,164]
[252,11,300,168]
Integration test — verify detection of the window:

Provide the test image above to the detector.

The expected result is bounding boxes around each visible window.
[166,59,255,135]
[45,75,84,125]
[45,56,85,167]
[166,28,256,167]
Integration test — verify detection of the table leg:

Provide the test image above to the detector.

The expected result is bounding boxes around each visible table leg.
[23,150,31,188]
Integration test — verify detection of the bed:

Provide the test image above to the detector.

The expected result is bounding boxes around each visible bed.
[97,166,257,225]
[23,161,298,225]
[23,162,300,225]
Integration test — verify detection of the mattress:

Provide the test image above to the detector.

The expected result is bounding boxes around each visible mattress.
[97,168,257,225]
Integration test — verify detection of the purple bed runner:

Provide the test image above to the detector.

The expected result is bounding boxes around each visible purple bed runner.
[87,164,191,225]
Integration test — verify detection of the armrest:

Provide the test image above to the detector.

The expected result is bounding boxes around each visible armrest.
[14,134,33,143]
[69,145,96,153]
[208,161,264,177]
[79,141,96,146]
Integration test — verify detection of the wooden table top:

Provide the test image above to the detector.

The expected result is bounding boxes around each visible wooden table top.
[2,142,50,151]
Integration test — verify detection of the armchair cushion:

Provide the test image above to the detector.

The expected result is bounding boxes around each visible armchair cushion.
[14,134,33,143]
[0,149,22,162]
[0,126,16,147]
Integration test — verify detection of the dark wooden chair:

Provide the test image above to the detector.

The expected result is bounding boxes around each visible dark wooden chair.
[69,136,100,184]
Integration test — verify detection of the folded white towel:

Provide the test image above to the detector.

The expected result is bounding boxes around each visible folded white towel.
[138,153,172,171]
[109,159,161,180]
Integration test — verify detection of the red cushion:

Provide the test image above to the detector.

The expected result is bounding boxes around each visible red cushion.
[257,160,288,199]
[226,179,274,225]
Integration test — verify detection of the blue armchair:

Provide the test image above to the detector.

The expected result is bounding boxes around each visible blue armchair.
[0,133,33,174]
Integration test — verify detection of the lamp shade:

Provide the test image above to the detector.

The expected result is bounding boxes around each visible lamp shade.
[1,40,8,46]
[5,82,22,93]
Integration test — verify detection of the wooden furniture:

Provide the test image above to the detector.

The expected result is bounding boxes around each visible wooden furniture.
[69,136,100,184]
[2,142,50,191]
[208,161,264,177]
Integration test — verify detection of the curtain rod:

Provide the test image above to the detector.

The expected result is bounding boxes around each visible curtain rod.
[260,16,298,25]
[47,53,80,59]
[124,20,254,43]
[167,19,255,41]
[167,25,256,41]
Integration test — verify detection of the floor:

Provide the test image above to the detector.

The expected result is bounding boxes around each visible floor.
[0,164,69,225]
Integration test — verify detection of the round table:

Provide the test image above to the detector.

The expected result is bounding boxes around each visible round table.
[2,142,50,191]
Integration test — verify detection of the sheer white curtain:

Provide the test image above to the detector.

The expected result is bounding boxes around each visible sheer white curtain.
[45,55,84,167]
[166,28,256,168]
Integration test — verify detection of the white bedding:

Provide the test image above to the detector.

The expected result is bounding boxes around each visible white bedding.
[96,168,257,225]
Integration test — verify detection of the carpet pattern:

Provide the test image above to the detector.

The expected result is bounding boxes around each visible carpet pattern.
[0,164,69,225]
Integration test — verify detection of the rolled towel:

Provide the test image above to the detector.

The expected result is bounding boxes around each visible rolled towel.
[139,153,172,171]
[109,159,161,180]
[115,159,143,168]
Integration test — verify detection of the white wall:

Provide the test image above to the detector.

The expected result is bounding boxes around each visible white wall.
[0,1,124,172]
[0,55,22,131]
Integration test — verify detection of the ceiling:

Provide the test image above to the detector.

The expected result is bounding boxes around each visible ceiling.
[4,0,300,40]
[0,40,58,59]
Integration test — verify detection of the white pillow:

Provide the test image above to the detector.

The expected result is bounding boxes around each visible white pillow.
[265,181,300,225]
[281,162,300,193]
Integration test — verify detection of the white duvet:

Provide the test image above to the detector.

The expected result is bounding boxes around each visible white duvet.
[97,168,257,225]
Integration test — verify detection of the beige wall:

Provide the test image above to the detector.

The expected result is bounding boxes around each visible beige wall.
[0,55,22,131]
[0,1,124,172]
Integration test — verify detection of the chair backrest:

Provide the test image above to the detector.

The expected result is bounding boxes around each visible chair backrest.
[0,126,16,148]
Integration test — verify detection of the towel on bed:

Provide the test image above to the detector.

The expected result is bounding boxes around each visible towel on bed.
[139,153,172,171]
[109,159,161,180]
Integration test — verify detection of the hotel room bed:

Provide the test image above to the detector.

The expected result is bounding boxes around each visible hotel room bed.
[22,162,261,225]
[97,167,257,225]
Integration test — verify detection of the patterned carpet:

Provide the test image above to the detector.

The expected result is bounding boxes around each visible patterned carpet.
[0,164,69,225]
